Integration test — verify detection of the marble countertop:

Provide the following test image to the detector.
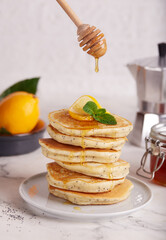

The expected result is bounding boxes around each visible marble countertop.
[0,135,166,240]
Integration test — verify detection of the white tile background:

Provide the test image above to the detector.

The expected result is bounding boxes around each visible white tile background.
[0,0,165,122]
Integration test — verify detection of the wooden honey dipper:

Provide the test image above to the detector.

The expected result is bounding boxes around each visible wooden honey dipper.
[56,0,107,72]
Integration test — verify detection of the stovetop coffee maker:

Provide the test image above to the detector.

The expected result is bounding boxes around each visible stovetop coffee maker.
[127,43,166,147]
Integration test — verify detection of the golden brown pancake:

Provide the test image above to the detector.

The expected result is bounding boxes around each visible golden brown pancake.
[48,109,133,138]
[48,179,133,205]
[52,158,130,180]
[39,138,121,163]
[47,125,126,150]
[47,162,125,193]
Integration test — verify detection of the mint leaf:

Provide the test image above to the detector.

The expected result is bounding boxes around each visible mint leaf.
[94,113,117,125]
[0,77,40,100]
[95,108,106,115]
[83,101,98,116]
[0,127,12,135]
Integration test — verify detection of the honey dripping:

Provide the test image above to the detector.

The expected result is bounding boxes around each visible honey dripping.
[74,207,81,211]
[95,58,99,72]
[81,150,85,164]
[69,152,74,161]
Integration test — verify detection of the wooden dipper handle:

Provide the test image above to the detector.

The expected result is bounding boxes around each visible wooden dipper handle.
[56,0,82,27]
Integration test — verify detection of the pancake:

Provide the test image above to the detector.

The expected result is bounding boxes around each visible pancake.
[48,109,133,138]
[52,158,130,179]
[47,125,126,150]
[48,179,133,205]
[47,162,125,193]
[39,138,121,163]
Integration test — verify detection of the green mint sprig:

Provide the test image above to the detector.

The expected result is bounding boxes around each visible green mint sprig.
[83,101,117,125]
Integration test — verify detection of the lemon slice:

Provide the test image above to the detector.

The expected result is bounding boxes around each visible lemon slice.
[69,95,101,121]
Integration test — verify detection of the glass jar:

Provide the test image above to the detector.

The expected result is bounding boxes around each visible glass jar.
[137,123,166,186]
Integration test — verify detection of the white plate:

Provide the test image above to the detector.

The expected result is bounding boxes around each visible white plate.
[19,173,152,221]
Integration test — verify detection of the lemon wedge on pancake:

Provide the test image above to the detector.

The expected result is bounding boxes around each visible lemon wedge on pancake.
[69,95,101,121]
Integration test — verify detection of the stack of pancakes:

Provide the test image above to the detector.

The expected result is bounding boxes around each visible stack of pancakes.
[39,109,133,205]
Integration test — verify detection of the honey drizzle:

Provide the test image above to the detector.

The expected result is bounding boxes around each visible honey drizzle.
[81,137,85,149]
[81,130,89,138]
[63,201,72,205]
[81,129,89,149]
[74,207,81,211]
[108,166,113,179]
[108,172,112,179]
[62,178,69,185]
[80,130,88,164]
[81,150,85,164]
[95,58,99,72]
[69,152,74,161]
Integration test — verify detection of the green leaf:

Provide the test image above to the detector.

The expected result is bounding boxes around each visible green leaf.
[0,127,12,135]
[83,101,98,116]
[0,77,40,100]
[83,100,117,125]
[94,113,117,125]
[95,108,106,116]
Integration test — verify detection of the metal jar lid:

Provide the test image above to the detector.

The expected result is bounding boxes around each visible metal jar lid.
[136,123,166,180]
[150,123,166,142]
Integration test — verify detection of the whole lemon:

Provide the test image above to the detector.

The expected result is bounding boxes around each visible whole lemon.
[0,91,40,134]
